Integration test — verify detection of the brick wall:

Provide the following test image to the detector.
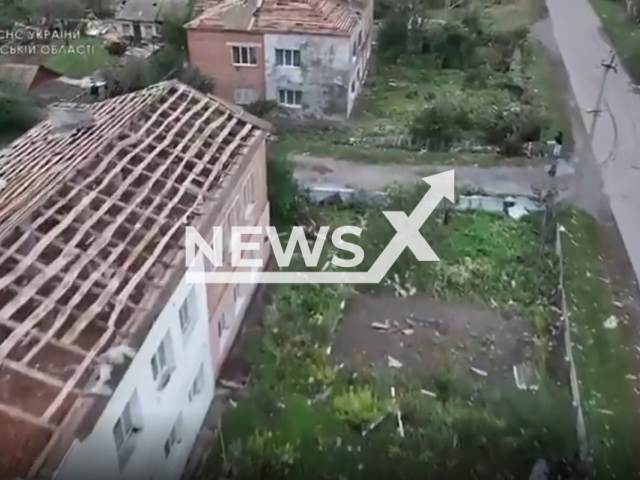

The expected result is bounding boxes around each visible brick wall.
[187,29,266,104]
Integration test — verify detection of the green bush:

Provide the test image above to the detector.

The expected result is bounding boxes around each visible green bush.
[410,99,465,147]
[378,15,410,61]
[246,99,280,119]
[333,386,389,430]
[267,154,306,228]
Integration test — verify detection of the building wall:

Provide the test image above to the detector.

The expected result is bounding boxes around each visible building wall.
[188,29,266,105]
[263,32,351,120]
[53,255,215,480]
[346,16,372,117]
[200,140,271,372]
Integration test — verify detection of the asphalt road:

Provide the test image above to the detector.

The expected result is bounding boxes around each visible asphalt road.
[545,0,640,285]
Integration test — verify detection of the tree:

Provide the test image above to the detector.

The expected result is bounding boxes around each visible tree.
[0,80,42,138]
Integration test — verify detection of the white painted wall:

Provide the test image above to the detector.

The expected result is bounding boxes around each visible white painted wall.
[54,255,214,480]
[264,32,353,119]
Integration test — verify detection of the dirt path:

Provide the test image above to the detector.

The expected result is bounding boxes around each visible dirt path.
[293,154,576,197]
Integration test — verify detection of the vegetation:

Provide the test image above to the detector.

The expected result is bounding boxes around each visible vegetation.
[560,208,640,478]
[266,154,307,228]
[276,0,568,166]
[589,0,640,83]
[44,37,117,78]
[0,80,43,147]
[200,185,578,480]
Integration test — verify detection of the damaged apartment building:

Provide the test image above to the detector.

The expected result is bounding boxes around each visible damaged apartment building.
[187,0,374,120]
[0,80,271,480]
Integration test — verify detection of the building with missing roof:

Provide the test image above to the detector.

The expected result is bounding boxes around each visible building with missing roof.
[186,0,374,120]
[0,80,272,480]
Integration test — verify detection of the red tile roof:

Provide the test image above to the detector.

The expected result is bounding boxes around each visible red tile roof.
[188,0,364,35]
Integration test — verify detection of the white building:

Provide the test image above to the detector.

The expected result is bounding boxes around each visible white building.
[0,80,272,480]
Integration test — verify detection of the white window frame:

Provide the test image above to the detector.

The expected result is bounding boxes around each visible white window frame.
[277,89,302,108]
[121,22,132,36]
[231,45,258,66]
[275,48,301,67]
[179,288,197,340]
[113,390,143,469]
[243,172,256,218]
[163,412,183,458]
[150,333,174,390]
[188,364,205,402]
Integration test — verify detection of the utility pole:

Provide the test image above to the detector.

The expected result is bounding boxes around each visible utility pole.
[588,50,617,141]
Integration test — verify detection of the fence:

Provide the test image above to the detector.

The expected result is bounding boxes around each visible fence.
[555,223,589,461]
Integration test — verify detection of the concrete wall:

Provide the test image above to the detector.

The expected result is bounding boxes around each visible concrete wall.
[188,29,265,104]
[53,255,215,480]
[264,32,352,120]
[201,140,271,373]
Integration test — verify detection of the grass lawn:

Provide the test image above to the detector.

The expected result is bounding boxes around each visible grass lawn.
[44,37,117,78]
[200,193,578,480]
[589,0,640,84]
[560,209,640,478]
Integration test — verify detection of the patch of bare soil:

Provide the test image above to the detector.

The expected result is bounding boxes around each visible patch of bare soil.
[332,292,536,382]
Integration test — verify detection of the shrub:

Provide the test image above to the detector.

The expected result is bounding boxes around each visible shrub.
[333,386,388,430]
[267,154,307,228]
[246,99,280,119]
[378,15,409,61]
[410,99,464,147]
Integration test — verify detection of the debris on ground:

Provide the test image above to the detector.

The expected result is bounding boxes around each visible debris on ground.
[603,315,619,329]
[372,321,391,330]
[391,387,405,438]
[470,366,488,377]
[597,409,614,416]
[513,363,541,390]
[401,328,414,336]
[362,413,388,437]
[387,356,403,369]
[421,389,437,398]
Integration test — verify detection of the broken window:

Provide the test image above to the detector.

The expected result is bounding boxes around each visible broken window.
[113,390,143,469]
[179,288,197,339]
[275,48,301,67]
[150,332,175,388]
[277,89,302,107]
[231,45,257,66]
[188,364,205,402]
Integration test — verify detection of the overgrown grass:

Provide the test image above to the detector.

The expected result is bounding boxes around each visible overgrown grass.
[272,130,505,166]
[201,190,574,480]
[589,0,640,84]
[282,0,566,166]
[560,209,640,478]
[44,37,117,78]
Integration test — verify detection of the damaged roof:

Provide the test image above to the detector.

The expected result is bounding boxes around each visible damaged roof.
[115,0,189,22]
[0,80,269,478]
[188,0,367,35]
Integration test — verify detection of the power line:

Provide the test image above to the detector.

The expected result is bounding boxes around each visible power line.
[587,50,617,141]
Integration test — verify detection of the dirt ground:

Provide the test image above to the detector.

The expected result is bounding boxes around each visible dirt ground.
[332,292,536,383]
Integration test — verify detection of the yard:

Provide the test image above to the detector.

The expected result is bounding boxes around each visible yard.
[44,36,117,78]
[198,184,587,480]
[273,0,570,167]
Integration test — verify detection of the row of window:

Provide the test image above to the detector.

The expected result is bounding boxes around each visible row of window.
[233,37,365,67]
[232,46,302,67]
[112,289,205,470]
[113,365,206,469]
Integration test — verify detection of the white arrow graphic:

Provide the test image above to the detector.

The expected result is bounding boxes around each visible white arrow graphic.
[186,170,455,284]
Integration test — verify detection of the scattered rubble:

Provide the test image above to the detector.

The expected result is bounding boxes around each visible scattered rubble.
[603,315,619,329]
[470,366,488,377]
[387,356,403,369]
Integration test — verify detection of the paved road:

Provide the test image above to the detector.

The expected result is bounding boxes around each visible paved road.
[293,154,575,197]
[545,0,640,285]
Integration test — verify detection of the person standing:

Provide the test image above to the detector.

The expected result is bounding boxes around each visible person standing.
[553,131,563,157]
